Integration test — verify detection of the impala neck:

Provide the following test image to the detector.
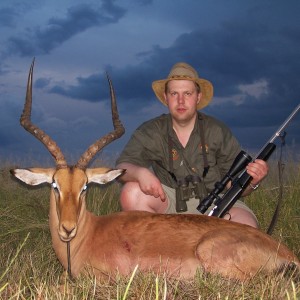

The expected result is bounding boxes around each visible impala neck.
[49,190,92,275]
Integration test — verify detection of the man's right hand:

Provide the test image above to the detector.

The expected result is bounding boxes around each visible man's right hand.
[136,168,166,202]
[116,162,166,202]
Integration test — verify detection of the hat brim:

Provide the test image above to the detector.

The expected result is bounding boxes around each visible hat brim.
[152,77,213,110]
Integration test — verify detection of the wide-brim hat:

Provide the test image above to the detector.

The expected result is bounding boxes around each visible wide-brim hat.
[152,62,213,110]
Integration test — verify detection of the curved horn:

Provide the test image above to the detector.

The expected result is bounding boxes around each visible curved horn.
[76,73,125,169]
[20,59,67,168]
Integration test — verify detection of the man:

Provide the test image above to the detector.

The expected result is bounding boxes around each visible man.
[116,62,268,228]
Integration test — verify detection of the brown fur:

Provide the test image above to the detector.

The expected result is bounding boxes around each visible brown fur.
[11,166,300,281]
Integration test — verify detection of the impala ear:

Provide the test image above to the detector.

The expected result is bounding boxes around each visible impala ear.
[86,168,125,184]
[10,168,55,186]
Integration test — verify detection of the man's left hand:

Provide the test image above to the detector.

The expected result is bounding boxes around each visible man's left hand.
[246,159,268,186]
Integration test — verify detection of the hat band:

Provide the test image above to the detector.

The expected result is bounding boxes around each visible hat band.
[169,75,194,79]
[165,76,201,93]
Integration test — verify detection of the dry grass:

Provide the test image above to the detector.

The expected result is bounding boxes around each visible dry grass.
[0,159,299,299]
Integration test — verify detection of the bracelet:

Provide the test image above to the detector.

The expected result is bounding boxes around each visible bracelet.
[249,183,260,190]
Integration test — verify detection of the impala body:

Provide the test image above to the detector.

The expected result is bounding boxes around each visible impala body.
[11,61,300,281]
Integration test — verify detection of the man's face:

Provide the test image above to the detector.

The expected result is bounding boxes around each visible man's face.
[164,80,201,124]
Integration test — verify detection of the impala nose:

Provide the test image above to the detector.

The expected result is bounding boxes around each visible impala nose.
[63,225,75,235]
[59,223,77,241]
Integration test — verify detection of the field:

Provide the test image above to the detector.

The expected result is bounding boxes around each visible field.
[0,158,299,299]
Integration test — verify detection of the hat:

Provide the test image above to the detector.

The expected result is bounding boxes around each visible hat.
[152,62,213,110]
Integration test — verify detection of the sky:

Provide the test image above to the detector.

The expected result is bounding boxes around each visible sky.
[0,0,299,167]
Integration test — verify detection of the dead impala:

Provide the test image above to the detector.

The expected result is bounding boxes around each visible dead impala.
[11,61,299,281]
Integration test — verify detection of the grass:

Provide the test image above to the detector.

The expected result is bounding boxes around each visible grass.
[0,158,299,299]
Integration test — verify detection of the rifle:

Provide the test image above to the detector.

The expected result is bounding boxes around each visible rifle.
[197,103,300,218]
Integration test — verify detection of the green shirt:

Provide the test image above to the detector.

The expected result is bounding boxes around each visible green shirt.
[116,112,241,191]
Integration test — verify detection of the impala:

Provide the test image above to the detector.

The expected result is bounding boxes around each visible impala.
[11,61,299,281]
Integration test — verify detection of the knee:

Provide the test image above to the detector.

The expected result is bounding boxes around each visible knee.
[228,207,259,228]
[119,182,141,211]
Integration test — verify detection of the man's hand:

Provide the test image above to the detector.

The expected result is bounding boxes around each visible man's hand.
[136,168,166,202]
[116,162,166,202]
[246,159,268,186]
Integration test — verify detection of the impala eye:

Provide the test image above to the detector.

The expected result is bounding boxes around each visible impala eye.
[52,182,58,190]
[83,185,87,191]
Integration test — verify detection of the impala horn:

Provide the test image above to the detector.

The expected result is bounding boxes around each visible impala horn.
[76,73,125,169]
[21,59,67,168]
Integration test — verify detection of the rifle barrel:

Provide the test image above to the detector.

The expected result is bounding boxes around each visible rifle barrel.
[256,104,300,158]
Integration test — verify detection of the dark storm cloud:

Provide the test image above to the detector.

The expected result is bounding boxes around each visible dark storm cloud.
[48,12,300,122]
[7,1,126,56]
[49,73,108,101]
[48,65,159,114]
[35,77,51,89]
[0,7,19,27]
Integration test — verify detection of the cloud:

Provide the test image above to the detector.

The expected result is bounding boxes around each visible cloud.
[48,14,300,112]
[43,3,300,153]
[49,73,108,101]
[7,1,126,56]
[35,77,51,89]
[238,80,268,99]
[0,7,19,27]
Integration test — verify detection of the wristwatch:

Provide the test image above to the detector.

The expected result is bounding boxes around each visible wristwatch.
[249,182,260,190]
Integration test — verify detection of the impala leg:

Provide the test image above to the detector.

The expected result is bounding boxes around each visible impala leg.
[194,229,282,281]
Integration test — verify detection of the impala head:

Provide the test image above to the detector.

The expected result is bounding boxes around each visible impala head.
[11,60,125,242]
